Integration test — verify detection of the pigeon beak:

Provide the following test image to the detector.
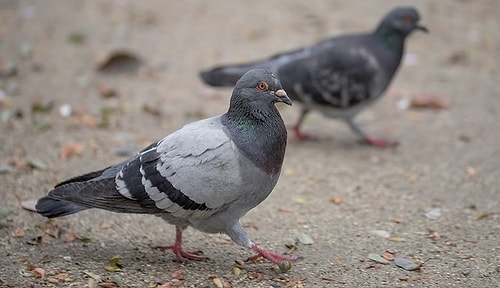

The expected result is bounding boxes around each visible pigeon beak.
[274,89,292,106]
[415,24,428,33]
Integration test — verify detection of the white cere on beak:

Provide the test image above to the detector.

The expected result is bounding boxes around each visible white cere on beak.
[275,89,287,97]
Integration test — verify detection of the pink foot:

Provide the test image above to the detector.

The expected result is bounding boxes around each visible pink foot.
[156,245,207,263]
[247,243,297,265]
[155,226,208,263]
[292,125,316,141]
[362,137,398,148]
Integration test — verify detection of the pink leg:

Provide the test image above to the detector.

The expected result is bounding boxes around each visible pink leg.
[155,226,207,263]
[348,119,398,148]
[291,108,316,141]
[293,125,316,141]
[247,243,297,265]
[362,136,398,148]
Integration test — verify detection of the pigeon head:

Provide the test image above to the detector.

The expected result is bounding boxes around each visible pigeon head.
[377,7,428,38]
[229,68,292,112]
[224,69,291,174]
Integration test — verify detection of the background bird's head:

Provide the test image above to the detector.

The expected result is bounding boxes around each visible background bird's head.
[378,6,428,37]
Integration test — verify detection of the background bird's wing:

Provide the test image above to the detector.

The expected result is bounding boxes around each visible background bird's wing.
[279,36,380,108]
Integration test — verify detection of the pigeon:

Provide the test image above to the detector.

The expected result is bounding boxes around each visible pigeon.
[36,68,296,265]
[200,6,428,147]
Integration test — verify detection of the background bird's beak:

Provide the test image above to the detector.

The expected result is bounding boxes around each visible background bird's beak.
[415,24,428,33]
[275,89,292,106]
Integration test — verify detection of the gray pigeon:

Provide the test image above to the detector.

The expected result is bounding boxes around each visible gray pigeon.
[36,69,295,265]
[200,6,427,147]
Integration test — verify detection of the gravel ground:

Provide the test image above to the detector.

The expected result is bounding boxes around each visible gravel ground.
[0,0,499,287]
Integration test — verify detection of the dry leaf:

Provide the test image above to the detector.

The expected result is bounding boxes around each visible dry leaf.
[466,166,477,178]
[104,256,123,272]
[279,262,292,273]
[63,230,77,243]
[428,231,441,239]
[291,196,307,205]
[381,252,394,261]
[170,280,185,287]
[84,270,102,282]
[389,237,406,243]
[59,142,84,160]
[211,276,223,288]
[447,50,469,65]
[410,96,447,110]
[170,269,182,278]
[41,234,53,244]
[14,227,25,237]
[476,212,490,220]
[233,267,241,276]
[99,86,119,98]
[33,267,45,278]
[399,276,410,281]
[98,282,119,288]
[143,104,162,117]
[27,158,47,170]
[158,280,186,288]
[99,224,112,230]
[329,195,343,205]
[71,114,98,128]
[57,273,69,280]
[96,50,142,74]
[367,253,390,265]
[391,218,405,224]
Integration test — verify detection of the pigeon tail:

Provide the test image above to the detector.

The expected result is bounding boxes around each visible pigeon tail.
[200,66,248,87]
[36,196,89,218]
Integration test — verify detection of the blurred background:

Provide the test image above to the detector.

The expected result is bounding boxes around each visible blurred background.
[0,1,499,287]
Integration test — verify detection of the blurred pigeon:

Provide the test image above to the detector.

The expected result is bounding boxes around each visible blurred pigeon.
[200,7,427,147]
[36,69,295,265]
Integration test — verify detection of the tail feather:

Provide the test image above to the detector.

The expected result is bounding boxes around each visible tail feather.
[200,65,250,87]
[200,46,309,88]
[36,196,89,218]
[38,178,163,217]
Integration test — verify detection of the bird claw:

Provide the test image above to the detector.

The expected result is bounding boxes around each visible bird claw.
[291,125,316,141]
[362,137,398,148]
[248,244,297,265]
[155,245,208,263]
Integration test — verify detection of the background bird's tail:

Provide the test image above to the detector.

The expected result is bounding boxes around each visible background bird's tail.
[200,64,254,87]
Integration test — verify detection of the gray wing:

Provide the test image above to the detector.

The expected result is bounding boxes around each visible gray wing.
[116,116,243,220]
[279,37,382,108]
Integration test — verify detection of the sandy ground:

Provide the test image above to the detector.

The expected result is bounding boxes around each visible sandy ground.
[1,0,499,287]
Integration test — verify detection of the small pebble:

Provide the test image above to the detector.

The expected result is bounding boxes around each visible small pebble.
[20,43,33,58]
[394,256,419,271]
[425,208,442,220]
[368,253,390,265]
[297,233,314,245]
[370,230,390,238]
[396,98,410,110]
[59,104,72,118]
[1,63,18,78]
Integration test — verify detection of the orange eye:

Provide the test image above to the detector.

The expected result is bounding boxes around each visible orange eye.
[403,14,414,23]
[256,81,269,91]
